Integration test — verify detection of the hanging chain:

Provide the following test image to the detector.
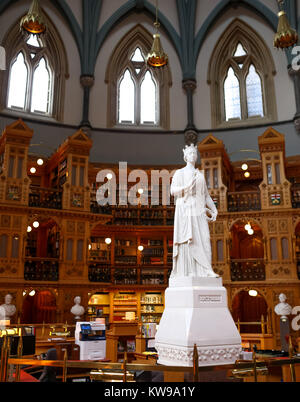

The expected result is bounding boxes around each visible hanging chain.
[154,0,160,30]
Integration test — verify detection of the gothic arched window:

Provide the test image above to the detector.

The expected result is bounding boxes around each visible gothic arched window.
[106,25,172,129]
[1,12,68,121]
[7,35,53,115]
[208,19,277,128]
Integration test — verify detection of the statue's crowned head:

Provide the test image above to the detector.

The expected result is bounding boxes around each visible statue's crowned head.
[183,143,198,163]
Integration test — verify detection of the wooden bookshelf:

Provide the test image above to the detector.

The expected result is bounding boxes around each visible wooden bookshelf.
[112,291,139,322]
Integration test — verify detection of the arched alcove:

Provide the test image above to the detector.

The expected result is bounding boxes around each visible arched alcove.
[230,219,265,281]
[231,289,268,334]
[21,289,57,323]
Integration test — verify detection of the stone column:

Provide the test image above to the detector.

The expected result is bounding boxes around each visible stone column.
[182,79,198,145]
[80,75,95,131]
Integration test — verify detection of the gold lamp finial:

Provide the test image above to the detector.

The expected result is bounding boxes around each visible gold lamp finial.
[274,0,298,49]
[147,0,168,67]
[20,0,46,36]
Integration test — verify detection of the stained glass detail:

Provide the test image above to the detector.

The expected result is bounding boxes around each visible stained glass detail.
[131,47,144,62]
[31,58,51,114]
[118,69,135,123]
[26,34,40,47]
[246,64,264,117]
[141,71,156,124]
[224,67,241,120]
[7,52,28,109]
[234,43,247,57]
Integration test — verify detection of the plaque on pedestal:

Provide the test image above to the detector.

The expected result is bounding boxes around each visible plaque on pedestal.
[155,277,242,367]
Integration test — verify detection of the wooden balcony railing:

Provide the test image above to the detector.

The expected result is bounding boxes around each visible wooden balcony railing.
[228,191,261,212]
[231,259,265,281]
[29,187,62,210]
[292,184,300,208]
[24,258,59,281]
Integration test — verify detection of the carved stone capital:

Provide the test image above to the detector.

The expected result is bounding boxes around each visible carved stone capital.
[80,75,95,88]
[184,129,198,145]
[182,79,197,93]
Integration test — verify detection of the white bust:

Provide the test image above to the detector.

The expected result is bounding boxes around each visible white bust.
[70,296,85,319]
[0,294,16,319]
[274,293,292,319]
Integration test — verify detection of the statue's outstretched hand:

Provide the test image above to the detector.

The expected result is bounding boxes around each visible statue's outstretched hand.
[206,208,217,222]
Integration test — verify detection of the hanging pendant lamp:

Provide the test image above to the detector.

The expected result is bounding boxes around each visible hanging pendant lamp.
[274,0,298,49]
[147,0,168,67]
[20,0,46,36]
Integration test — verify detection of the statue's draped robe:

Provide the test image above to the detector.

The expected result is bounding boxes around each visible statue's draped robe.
[171,167,218,277]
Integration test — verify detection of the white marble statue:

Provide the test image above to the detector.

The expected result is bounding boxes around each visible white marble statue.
[0,294,16,320]
[274,293,292,319]
[170,143,218,278]
[70,296,85,319]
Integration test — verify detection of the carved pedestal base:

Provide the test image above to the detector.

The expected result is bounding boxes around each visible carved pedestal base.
[155,277,242,367]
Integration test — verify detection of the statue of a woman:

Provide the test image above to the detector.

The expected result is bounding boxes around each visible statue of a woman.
[170,143,218,278]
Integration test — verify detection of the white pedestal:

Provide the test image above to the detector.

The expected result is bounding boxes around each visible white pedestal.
[155,277,242,367]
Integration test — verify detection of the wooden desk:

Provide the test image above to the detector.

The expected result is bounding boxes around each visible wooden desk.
[106,321,138,362]
[35,338,80,360]
[241,333,275,350]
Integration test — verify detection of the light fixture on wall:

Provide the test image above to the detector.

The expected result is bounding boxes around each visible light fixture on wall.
[138,245,144,252]
[241,163,248,171]
[105,237,112,245]
[244,222,251,231]
[274,0,298,49]
[147,0,168,67]
[244,221,254,235]
[20,0,46,36]
[37,158,44,166]
[30,167,36,174]
[248,289,258,297]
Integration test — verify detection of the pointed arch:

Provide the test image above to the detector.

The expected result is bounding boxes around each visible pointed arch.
[105,24,172,129]
[0,9,69,121]
[194,0,278,65]
[207,19,277,128]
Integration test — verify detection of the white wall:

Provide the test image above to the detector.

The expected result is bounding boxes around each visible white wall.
[98,0,180,34]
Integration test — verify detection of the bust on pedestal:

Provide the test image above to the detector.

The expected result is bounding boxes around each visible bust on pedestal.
[275,293,292,352]
[154,144,242,367]
[0,294,16,322]
[70,296,85,321]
